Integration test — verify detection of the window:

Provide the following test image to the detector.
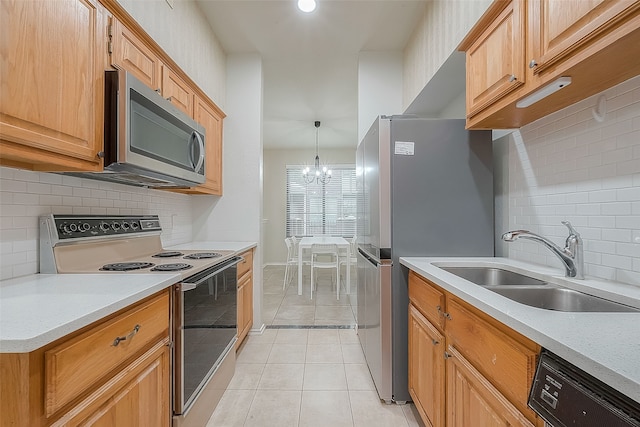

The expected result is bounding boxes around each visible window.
[286,165,356,237]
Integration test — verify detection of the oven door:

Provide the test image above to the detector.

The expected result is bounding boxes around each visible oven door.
[173,256,242,415]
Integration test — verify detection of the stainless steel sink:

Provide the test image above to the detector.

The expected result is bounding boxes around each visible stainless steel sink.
[439,266,639,312]
[439,266,548,286]
[487,286,640,312]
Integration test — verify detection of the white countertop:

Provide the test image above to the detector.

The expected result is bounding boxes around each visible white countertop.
[0,242,256,353]
[167,241,256,254]
[399,257,640,404]
[0,273,179,353]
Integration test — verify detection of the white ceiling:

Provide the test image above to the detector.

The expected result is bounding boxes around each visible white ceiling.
[196,0,427,150]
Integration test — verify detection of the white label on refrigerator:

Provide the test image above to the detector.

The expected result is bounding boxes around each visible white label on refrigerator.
[394,141,414,155]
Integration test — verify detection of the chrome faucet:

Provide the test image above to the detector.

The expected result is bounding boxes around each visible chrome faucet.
[502,221,584,279]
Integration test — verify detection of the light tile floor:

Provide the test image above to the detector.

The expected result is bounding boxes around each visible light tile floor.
[262,265,357,326]
[207,328,424,427]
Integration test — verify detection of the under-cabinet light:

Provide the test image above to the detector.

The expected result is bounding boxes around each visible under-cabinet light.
[516,77,572,108]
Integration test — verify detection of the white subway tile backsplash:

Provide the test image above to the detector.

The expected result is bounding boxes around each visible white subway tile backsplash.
[507,75,640,286]
[0,166,194,280]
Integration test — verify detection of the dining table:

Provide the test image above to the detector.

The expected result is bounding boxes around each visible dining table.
[297,236,351,296]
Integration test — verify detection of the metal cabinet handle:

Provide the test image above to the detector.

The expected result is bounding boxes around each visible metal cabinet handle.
[444,351,452,359]
[436,305,452,320]
[529,59,538,69]
[166,96,173,102]
[112,324,140,347]
[509,74,517,82]
[432,339,440,345]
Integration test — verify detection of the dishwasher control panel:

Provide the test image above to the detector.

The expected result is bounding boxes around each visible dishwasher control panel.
[528,350,640,427]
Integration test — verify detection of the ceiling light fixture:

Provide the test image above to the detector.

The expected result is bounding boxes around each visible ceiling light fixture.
[303,121,331,185]
[297,0,316,13]
[516,76,572,108]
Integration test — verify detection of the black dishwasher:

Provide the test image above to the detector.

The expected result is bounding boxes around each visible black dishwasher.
[529,349,640,427]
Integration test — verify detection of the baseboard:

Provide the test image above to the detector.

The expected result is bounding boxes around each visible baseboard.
[249,323,266,335]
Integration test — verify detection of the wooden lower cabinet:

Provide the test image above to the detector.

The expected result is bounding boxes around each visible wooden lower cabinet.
[446,346,534,427]
[0,290,170,427]
[236,249,254,348]
[408,304,445,427]
[407,271,542,427]
[52,340,170,427]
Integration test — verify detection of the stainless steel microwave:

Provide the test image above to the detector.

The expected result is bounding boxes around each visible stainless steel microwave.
[66,69,206,188]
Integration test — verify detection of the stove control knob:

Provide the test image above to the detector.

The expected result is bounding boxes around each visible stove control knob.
[99,222,110,232]
[111,222,121,231]
[81,223,91,231]
[121,222,130,230]
[69,223,78,232]
[60,225,71,234]
[131,222,140,230]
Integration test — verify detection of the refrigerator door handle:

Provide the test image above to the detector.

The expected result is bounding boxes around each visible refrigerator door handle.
[358,247,393,267]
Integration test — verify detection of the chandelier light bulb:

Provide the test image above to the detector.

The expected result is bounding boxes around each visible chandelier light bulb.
[297,0,316,13]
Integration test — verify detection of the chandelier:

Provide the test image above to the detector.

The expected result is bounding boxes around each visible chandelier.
[303,121,332,185]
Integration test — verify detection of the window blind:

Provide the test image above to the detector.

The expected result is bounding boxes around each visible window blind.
[286,165,356,237]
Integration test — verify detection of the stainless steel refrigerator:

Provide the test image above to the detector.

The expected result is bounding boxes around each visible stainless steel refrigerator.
[356,116,494,403]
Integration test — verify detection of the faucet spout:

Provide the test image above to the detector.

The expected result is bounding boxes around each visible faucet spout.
[502,221,584,279]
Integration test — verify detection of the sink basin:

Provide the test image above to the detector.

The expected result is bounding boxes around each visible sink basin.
[438,265,639,312]
[440,266,548,286]
[487,286,640,312]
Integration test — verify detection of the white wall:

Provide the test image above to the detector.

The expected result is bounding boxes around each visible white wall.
[263,148,356,265]
[116,0,226,107]
[402,0,491,110]
[0,168,193,280]
[497,75,640,286]
[357,51,403,142]
[192,53,264,329]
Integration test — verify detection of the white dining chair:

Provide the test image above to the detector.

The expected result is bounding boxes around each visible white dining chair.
[283,236,309,290]
[339,235,357,294]
[310,243,340,299]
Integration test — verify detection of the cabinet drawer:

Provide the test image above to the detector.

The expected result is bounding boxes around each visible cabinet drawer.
[446,297,538,421]
[408,271,445,330]
[44,291,169,416]
[237,249,253,279]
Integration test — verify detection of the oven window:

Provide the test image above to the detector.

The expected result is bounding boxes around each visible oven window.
[182,266,237,406]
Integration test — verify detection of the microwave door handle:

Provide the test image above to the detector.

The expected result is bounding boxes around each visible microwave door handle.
[189,131,205,173]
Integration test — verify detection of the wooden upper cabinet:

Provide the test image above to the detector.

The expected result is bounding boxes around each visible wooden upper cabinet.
[464,0,526,119]
[531,0,640,76]
[162,66,194,117]
[459,0,640,129]
[110,17,162,92]
[173,96,224,195]
[0,0,106,171]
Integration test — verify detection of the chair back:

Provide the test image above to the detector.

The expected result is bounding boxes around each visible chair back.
[285,237,295,259]
[311,243,339,259]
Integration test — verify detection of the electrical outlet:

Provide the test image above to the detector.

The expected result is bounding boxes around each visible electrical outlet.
[165,0,174,9]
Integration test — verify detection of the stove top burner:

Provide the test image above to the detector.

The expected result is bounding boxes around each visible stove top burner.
[100,262,155,271]
[151,263,193,272]
[152,251,184,258]
[183,252,222,260]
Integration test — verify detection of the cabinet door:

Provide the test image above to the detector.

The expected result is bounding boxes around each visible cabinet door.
[0,0,105,171]
[464,0,526,119]
[236,272,253,348]
[175,96,223,195]
[110,18,162,91]
[446,346,534,427]
[56,340,170,427]
[531,0,640,75]
[408,304,445,427]
[162,66,194,117]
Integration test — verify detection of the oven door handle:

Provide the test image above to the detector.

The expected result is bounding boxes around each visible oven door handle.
[180,256,243,289]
